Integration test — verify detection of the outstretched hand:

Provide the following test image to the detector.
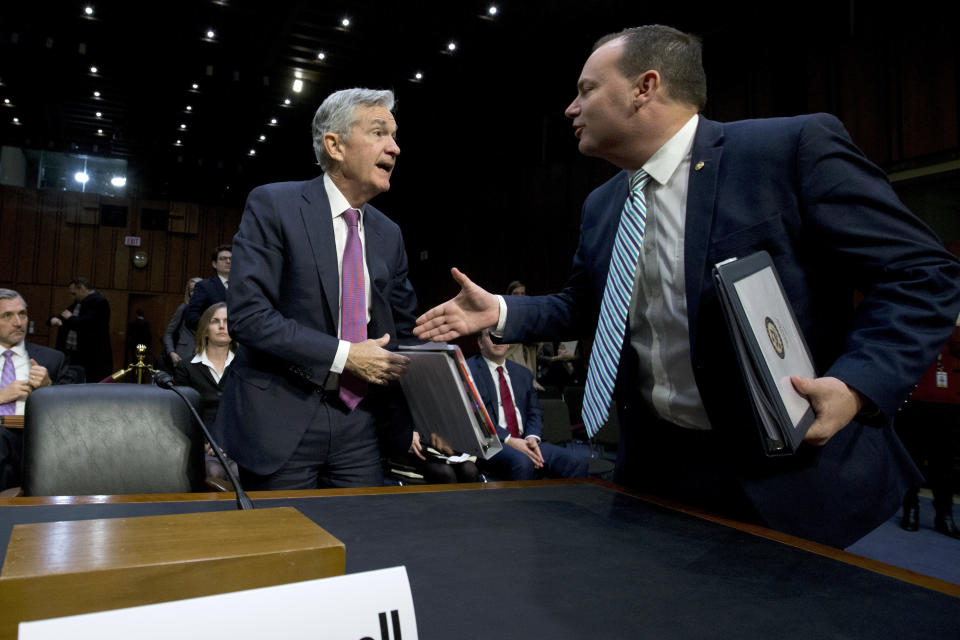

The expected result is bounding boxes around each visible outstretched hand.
[345,334,410,385]
[413,268,500,342]
[791,375,864,446]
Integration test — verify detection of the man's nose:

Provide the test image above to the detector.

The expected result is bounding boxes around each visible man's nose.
[564,97,580,119]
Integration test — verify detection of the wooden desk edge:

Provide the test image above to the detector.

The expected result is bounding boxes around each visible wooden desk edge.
[1,478,956,599]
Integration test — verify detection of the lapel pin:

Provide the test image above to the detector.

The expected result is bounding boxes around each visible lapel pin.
[695,161,705,171]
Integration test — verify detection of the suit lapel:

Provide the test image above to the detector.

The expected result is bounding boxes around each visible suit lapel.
[299,176,341,329]
[684,116,724,357]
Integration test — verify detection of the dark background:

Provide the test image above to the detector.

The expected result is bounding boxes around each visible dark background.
[1,0,958,315]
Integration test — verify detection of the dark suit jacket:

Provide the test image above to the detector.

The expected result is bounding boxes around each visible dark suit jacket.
[0,343,68,490]
[57,290,112,382]
[467,356,542,441]
[502,114,960,547]
[216,176,418,475]
[174,358,227,426]
[185,276,227,331]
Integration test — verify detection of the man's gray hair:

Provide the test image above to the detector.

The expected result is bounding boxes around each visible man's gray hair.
[0,289,26,306]
[312,88,395,171]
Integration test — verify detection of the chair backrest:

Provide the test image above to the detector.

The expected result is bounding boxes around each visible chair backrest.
[22,384,205,496]
[540,398,572,445]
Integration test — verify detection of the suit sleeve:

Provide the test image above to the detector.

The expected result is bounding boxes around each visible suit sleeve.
[227,185,340,378]
[62,295,110,333]
[388,228,419,345]
[516,365,543,440]
[185,282,214,331]
[163,305,185,353]
[797,114,960,417]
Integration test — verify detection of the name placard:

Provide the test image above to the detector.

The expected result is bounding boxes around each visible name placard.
[19,566,417,640]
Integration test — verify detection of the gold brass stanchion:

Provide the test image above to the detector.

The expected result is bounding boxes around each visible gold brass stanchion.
[107,344,160,384]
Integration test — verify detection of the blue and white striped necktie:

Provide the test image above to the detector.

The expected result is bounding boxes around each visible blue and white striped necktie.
[582,169,650,437]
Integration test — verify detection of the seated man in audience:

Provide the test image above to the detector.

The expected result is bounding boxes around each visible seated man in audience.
[468,330,587,480]
[0,289,66,490]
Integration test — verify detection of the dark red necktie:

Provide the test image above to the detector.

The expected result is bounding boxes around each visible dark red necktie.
[497,365,521,438]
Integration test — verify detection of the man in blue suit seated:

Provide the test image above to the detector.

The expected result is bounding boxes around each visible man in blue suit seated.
[468,331,587,481]
[415,26,960,547]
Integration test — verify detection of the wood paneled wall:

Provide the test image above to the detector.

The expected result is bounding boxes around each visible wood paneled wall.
[0,185,241,373]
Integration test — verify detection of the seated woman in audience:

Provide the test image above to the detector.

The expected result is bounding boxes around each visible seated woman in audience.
[173,302,237,482]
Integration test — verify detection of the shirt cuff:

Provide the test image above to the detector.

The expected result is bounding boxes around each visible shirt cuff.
[491,295,507,337]
[331,340,350,374]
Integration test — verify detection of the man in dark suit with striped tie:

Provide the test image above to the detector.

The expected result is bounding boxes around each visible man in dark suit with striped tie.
[414,25,960,547]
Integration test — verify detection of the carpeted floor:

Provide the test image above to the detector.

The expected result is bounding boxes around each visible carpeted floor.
[846,495,960,585]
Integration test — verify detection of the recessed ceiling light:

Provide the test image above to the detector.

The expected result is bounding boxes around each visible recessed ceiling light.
[97,128,103,134]
[284,98,291,105]
[12,117,19,124]
[488,5,498,16]
[447,42,457,52]
[3,99,9,105]
[90,66,98,74]
[110,176,126,187]
[341,17,350,28]
[93,91,100,98]
[74,172,89,184]
[270,117,277,125]
[95,111,102,117]
[185,105,192,111]
[84,6,94,16]
[415,72,423,80]
[292,79,303,93]
[175,139,182,145]
[206,29,215,39]
[317,51,326,60]
[192,83,199,90]
[259,134,266,141]
[180,123,187,129]
[248,149,256,156]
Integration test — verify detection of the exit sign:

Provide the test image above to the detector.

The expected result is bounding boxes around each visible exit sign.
[124,236,141,247]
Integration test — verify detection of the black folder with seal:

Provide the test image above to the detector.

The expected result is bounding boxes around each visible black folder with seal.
[713,251,816,456]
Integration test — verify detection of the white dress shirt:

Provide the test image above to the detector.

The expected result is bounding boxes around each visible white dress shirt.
[628,114,711,430]
[2,341,31,415]
[191,348,235,384]
[324,173,373,375]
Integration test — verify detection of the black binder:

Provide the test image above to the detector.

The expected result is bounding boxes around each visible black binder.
[713,251,816,456]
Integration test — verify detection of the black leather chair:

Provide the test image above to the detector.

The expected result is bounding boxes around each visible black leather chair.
[22,384,206,496]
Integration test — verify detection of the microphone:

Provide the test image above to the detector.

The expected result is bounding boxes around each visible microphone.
[153,371,254,510]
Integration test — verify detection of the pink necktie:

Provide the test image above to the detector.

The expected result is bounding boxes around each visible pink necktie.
[0,350,16,415]
[339,208,367,410]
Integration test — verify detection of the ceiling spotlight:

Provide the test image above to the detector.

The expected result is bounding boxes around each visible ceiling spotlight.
[74,172,90,184]
[192,83,199,90]
[292,79,303,93]
[185,105,192,111]
[110,176,126,187]
[3,99,9,105]
[12,117,19,124]
[180,123,187,129]
[341,17,350,28]
[95,111,102,118]
[93,90,100,98]
[283,98,291,105]
[90,66,98,74]
[447,42,457,52]
[259,134,266,141]
[175,139,182,145]
[248,149,256,156]
[317,51,326,60]
[97,128,103,134]
[270,117,277,125]
[414,72,423,81]
[84,6,94,16]
[206,29,215,39]
[488,5,498,15]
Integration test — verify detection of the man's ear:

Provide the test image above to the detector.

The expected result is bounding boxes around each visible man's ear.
[633,70,662,109]
[323,132,344,163]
